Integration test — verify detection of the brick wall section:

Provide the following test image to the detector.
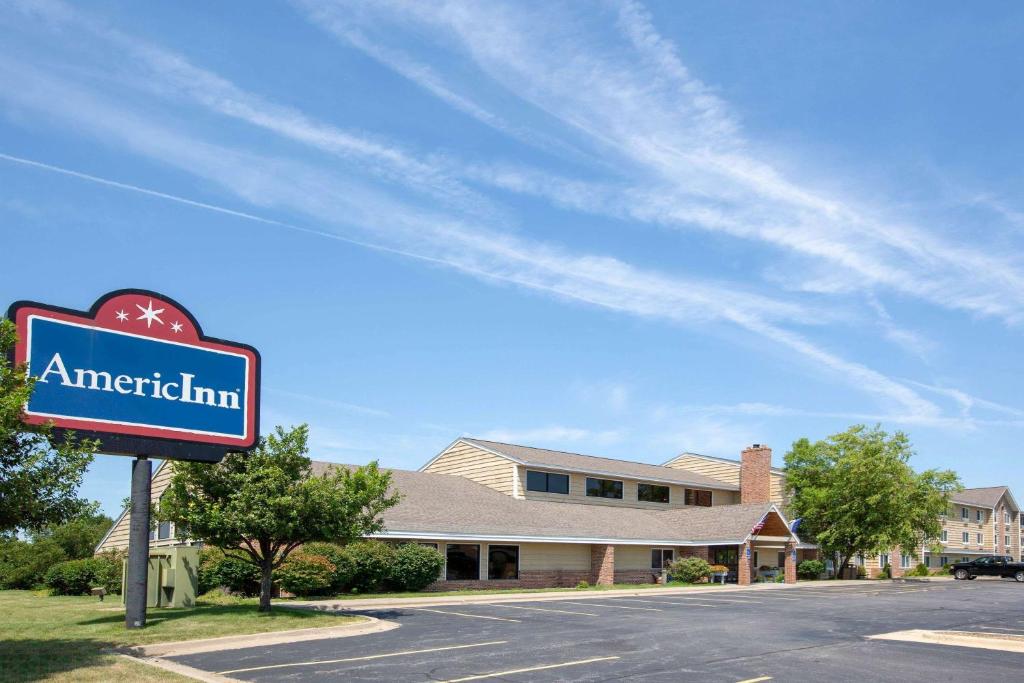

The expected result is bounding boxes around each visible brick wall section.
[738,541,752,585]
[424,570,591,591]
[677,546,709,561]
[785,542,796,583]
[590,544,615,585]
[614,570,657,584]
[740,445,772,504]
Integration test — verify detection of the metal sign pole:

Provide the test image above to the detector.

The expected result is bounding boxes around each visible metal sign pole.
[125,456,152,629]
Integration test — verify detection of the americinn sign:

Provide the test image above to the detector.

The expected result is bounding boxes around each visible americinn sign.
[6,289,261,629]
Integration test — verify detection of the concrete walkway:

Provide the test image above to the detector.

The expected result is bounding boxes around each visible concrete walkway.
[281,579,872,612]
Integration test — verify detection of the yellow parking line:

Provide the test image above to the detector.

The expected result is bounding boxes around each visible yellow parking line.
[736,677,772,683]
[614,598,721,607]
[441,656,621,682]
[561,601,662,611]
[666,596,762,604]
[410,608,521,622]
[496,604,599,616]
[217,640,508,675]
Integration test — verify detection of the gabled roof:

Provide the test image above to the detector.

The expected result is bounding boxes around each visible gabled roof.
[664,451,786,476]
[315,462,794,545]
[952,486,1019,512]
[450,438,738,491]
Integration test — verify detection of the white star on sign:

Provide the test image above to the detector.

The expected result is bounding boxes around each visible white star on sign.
[115,309,129,323]
[135,300,165,328]
[170,321,183,333]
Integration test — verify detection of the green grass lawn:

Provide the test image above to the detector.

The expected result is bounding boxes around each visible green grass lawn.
[305,580,720,601]
[0,590,361,682]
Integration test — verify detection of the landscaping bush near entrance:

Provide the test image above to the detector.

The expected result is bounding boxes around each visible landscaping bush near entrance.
[200,552,262,596]
[277,552,336,596]
[668,557,711,583]
[389,543,445,591]
[346,540,397,593]
[796,559,824,580]
[301,542,356,593]
[909,563,930,577]
[0,539,67,589]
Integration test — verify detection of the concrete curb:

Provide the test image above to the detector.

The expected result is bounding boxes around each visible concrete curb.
[125,615,398,657]
[280,580,871,612]
[119,653,240,682]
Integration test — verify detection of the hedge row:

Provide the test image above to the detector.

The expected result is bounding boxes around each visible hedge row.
[43,552,124,595]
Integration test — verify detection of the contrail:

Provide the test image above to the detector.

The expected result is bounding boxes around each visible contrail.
[0,150,461,270]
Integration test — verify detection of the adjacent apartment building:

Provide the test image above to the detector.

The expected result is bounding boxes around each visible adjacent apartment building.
[860,486,1021,578]
[98,438,807,588]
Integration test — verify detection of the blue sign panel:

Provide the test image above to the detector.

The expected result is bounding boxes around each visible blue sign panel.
[9,290,260,461]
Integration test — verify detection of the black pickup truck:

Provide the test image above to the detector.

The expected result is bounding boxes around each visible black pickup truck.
[951,555,1024,582]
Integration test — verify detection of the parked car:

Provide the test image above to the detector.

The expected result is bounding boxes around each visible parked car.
[951,555,1024,582]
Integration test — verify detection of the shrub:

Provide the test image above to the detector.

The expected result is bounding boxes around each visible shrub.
[389,543,444,591]
[933,564,952,575]
[668,557,711,584]
[856,565,867,579]
[879,564,892,579]
[277,553,336,596]
[909,563,930,577]
[0,539,67,589]
[301,542,355,593]
[44,555,121,595]
[796,559,824,580]
[576,580,589,589]
[197,547,224,594]
[205,553,261,596]
[345,541,396,593]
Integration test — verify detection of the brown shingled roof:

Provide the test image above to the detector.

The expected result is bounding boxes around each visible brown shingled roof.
[313,462,786,544]
[952,486,1016,510]
[459,438,738,491]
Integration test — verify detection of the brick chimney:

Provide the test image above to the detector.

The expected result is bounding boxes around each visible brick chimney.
[740,444,772,504]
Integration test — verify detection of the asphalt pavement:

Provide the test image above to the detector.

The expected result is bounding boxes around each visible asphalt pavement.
[169,579,1024,682]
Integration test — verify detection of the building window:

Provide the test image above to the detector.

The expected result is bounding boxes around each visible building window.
[1005,512,1011,524]
[684,488,713,507]
[925,556,931,567]
[879,553,890,568]
[157,521,172,540]
[940,556,948,566]
[651,548,675,570]
[941,530,948,542]
[901,554,912,569]
[977,533,983,544]
[976,509,982,522]
[961,531,969,544]
[1006,535,1011,547]
[638,483,670,504]
[586,477,623,499]
[526,470,569,495]
[961,507,968,520]
[487,545,519,580]
[418,542,439,550]
[445,544,480,581]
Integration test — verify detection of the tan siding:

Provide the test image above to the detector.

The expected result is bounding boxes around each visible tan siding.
[96,460,177,552]
[423,442,516,495]
[615,545,658,570]
[519,543,591,571]
[518,466,734,510]
[666,454,787,506]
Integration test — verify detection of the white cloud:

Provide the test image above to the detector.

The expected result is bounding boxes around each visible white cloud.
[477,426,625,446]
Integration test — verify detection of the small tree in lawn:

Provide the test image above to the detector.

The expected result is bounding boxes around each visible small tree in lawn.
[785,424,960,579]
[0,319,98,534]
[158,424,399,611]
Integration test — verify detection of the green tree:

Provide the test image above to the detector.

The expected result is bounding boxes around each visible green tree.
[31,507,115,559]
[784,425,960,579]
[158,424,400,611]
[0,319,98,533]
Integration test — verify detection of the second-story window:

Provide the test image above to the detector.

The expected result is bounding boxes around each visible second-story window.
[526,470,569,495]
[942,530,948,542]
[977,533,983,544]
[961,531,969,543]
[977,510,982,522]
[638,483,670,504]
[961,507,968,520]
[685,488,713,507]
[586,477,623,499]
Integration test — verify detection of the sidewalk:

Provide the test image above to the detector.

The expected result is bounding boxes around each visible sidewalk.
[281,579,869,612]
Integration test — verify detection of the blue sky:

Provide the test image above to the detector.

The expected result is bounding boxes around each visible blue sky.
[2,1,1023,519]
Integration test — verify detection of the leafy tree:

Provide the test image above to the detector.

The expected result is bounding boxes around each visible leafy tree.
[0,537,67,589]
[158,424,400,611]
[31,508,114,559]
[0,319,98,533]
[785,425,960,579]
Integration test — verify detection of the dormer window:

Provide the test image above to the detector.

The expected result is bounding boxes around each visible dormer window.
[638,483,670,504]
[685,488,713,507]
[586,477,623,499]
[526,470,569,494]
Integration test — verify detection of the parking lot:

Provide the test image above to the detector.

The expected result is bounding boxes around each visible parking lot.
[171,580,1024,682]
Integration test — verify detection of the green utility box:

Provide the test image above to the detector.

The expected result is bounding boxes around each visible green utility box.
[122,545,199,608]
